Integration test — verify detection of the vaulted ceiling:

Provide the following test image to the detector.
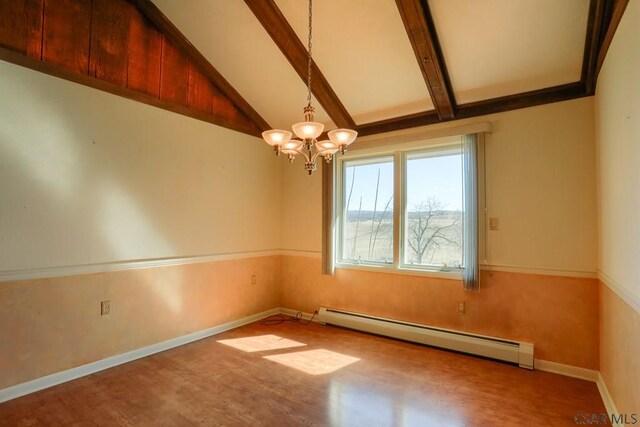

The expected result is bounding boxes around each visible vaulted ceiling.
[148,0,625,136]
[0,0,628,138]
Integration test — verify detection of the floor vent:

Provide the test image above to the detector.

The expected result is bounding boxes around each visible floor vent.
[318,307,534,369]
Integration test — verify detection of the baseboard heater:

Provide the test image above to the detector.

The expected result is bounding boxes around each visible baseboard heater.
[318,307,534,370]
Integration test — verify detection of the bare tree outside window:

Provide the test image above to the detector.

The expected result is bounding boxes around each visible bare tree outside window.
[403,151,463,269]
[339,149,463,270]
[405,197,462,267]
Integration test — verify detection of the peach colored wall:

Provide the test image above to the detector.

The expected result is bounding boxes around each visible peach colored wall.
[0,256,280,389]
[599,283,640,415]
[281,255,599,369]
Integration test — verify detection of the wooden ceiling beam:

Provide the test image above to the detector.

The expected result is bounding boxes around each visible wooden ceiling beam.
[457,83,587,119]
[131,0,271,131]
[395,0,455,120]
[358,83,587,136]
[0,46,261,137]
[582,0,629,95]
[595,0,630,78]
[582,0,608,94]
[244,0,356,129]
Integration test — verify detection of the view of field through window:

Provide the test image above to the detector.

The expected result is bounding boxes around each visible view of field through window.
[404,152,463,269]
[340,149,463,270]
[341,157,394,264]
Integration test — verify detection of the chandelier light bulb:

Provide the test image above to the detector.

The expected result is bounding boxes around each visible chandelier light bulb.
[281,139,304,155]
[292,121,324,140]
[315,140,339,156]
[261,130,292,146]
[328,129,358,146]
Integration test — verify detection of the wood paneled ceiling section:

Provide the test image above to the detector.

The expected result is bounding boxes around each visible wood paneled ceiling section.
[0,0,630,138]
[0,0,267,137]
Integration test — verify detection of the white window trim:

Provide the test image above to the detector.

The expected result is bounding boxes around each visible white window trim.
[334,135,465,280]
[334,262,463,280]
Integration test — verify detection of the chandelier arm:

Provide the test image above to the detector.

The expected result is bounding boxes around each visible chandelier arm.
[294,148,311,163]
[310,149,323,164]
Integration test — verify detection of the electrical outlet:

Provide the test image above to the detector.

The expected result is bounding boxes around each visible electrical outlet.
[457,301,466,314]
[489,217,499,231]
[251,274,256,285]
[101,300,110,316]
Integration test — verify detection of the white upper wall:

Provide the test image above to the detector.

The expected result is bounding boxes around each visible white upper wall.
[595,0,640,307]
[0,61,281,271]
[281,97,597,274]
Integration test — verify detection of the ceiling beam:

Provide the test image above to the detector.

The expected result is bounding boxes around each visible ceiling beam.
[596,0,630,78]
[581,0,608,94]
[456,83,587,119]
[358,83,587,136]
[0,46,261,137]
[395,0,455,120]
[131,0,271,131]
[244,0,356,129]
[581,0,629,95]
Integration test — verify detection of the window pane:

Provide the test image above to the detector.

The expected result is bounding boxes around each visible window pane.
[341,157,394,264]
[404,151,463,269]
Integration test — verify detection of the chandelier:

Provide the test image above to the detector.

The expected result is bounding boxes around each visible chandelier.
[261,0,357,175]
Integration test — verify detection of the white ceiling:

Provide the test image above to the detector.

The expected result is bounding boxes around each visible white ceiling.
[152,0,591,129]
[275,0,434,125]
[429,0,589,103]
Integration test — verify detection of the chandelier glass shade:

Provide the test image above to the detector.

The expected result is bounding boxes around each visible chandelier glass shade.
[261,0,357,175]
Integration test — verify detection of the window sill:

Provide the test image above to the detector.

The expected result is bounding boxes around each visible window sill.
[335,263,463,281]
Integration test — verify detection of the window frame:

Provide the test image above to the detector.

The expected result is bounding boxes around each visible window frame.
[335,153,396,268]
[334,136,465,280]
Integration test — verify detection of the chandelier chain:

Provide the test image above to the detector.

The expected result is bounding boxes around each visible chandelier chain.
[306,0,313,108]
[260,0,357,175]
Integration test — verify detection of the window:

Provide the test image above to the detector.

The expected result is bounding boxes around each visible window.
[403,148,463,270]
[335,136,474,277]
[340,156,394,265]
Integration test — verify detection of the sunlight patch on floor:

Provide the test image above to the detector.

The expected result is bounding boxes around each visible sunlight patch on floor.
[263,349,360,375]
[217,335,307,352]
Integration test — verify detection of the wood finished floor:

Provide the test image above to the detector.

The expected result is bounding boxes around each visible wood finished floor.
[0,320,605,426]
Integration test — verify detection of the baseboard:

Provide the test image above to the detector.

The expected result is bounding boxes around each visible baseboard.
[0,308,280,404]
[597,373,621,426]
[534,359,599,382]
[534,360,624,426]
